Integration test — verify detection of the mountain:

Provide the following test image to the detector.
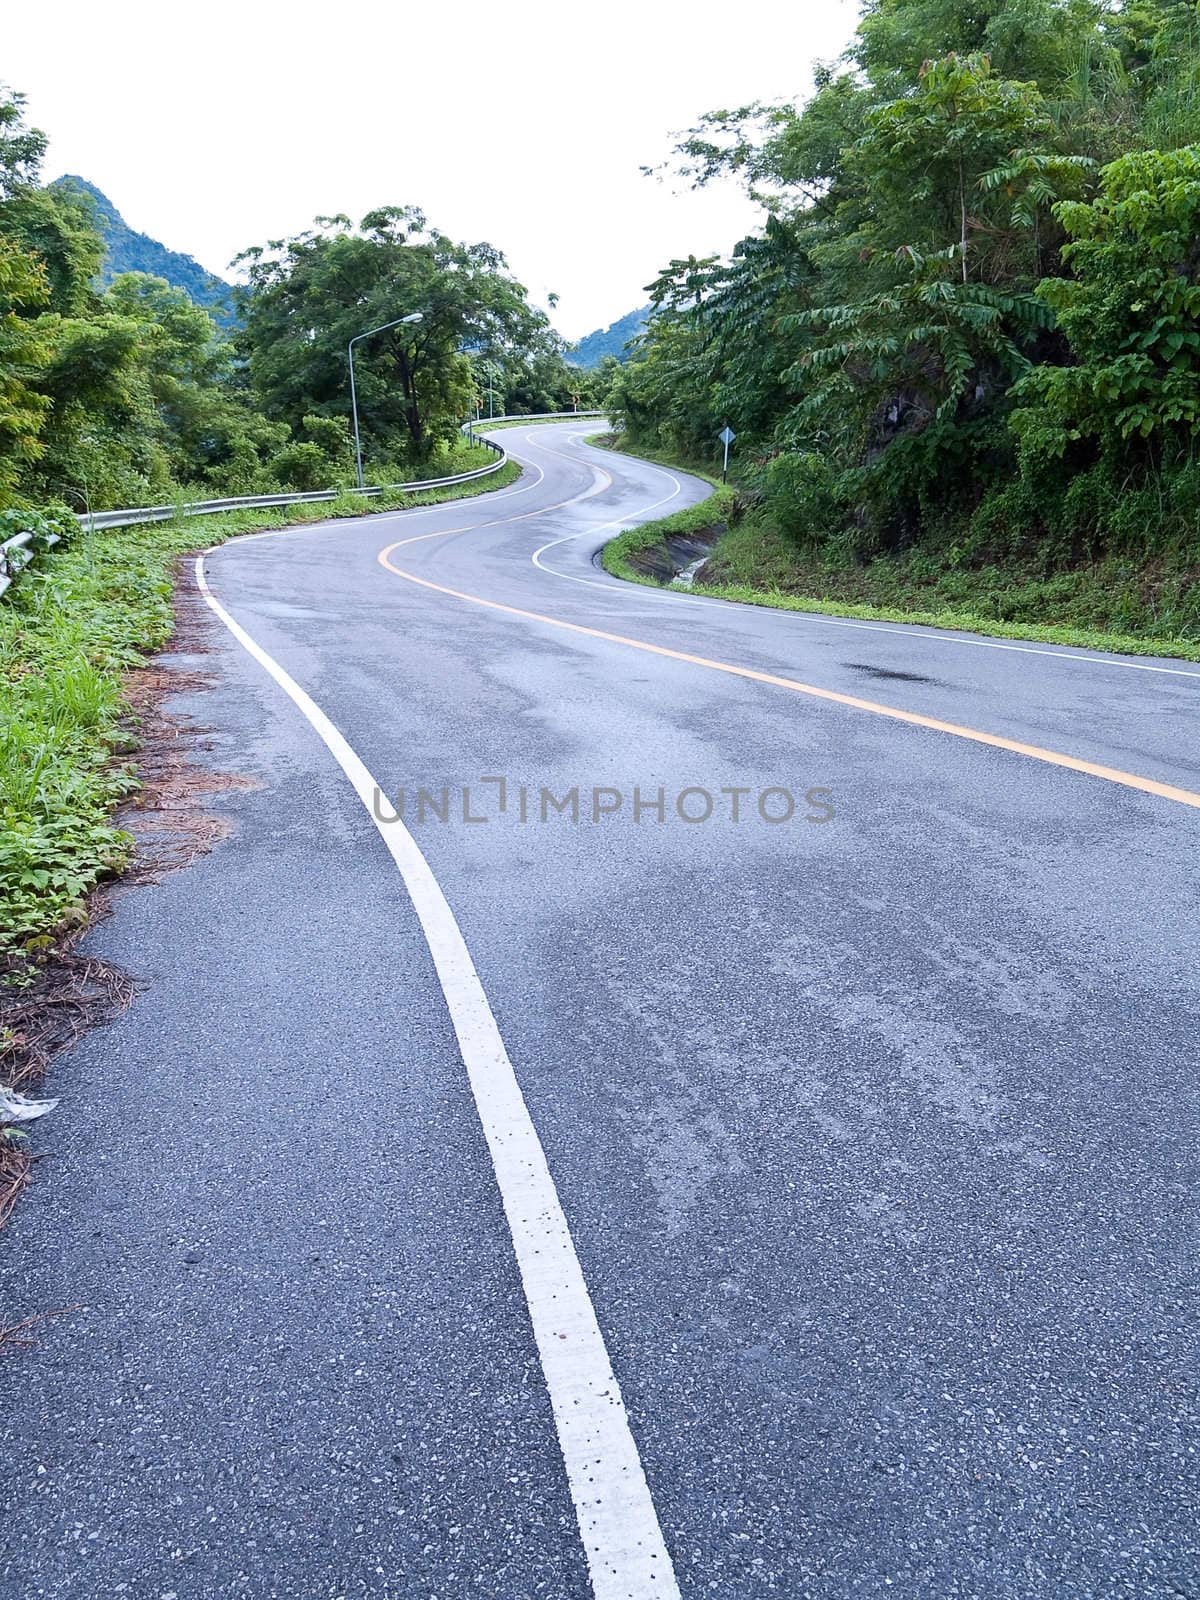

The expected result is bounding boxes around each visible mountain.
[50,176,235,321]
[567,306,649,368]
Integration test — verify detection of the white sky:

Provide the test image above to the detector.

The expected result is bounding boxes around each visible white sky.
[7,0,859,340]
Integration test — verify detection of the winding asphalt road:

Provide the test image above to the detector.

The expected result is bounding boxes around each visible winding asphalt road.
[2,423,1198,1599]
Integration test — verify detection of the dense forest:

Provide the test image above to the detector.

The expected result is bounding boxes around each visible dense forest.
[613,0,1200,641]
[0,87,606,514]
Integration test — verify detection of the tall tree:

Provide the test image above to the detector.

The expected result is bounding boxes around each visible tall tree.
[617,0,1194,559]
[0,237,51,499]
[236,208,558,466]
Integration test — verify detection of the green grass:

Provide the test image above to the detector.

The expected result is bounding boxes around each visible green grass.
[359,440,498,487]
[588,432,736,581]
[601,485,737,583]
[0,459,521,968]
[590,436,1200,664]
[688,576,1200,661]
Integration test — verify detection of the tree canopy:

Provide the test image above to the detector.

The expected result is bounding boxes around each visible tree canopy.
[234,208,566,465]
[0,89,608,512]
[612,0,1200,569]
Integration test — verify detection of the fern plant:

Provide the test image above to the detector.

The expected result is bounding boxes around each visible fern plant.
[783,245,1053,433]
[1012,143,1200,460]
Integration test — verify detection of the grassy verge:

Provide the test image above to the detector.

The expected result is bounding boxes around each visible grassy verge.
[589,434,733,583]
[602,484,736,584]
[357,440,497,485]
[0,458,521,969]
[590,436,1200,663]
[584,431,728,483]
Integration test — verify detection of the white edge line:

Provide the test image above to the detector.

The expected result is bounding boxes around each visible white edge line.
[685,595,1200,680]
[524,436,1200,682]
[203,457,548,549]
[526,435,686,583]
[193,553,680,1600]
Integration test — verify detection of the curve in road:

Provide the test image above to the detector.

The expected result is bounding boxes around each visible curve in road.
[3,422,1197,1600]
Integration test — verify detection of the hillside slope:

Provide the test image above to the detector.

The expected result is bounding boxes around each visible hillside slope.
[567,305,648,367]
[51,176,235,319]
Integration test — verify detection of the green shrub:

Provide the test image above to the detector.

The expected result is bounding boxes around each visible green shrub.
[764,452,845,551]
[269,441,334,493]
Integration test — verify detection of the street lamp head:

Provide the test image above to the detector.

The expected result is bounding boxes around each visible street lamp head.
[401,312,424,323]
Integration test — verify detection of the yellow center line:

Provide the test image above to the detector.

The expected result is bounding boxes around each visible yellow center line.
[375,534,1200,814]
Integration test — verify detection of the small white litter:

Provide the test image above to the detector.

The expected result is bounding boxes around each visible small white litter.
[0,1087,59,1124]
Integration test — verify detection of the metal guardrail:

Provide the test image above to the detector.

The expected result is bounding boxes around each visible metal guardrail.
[81,437,507,532]
[1,411,605,600]
[465,410,604,434]
[0,437,512,599]
[0,530,61,599]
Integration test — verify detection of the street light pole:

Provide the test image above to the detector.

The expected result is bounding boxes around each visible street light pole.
[347,311,423,489]
[478,360,496,422]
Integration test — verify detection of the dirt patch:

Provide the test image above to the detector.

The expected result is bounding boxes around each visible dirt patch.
[0,1140,30,1232]
[117,693,259,883]
[0,572,257,1231]
[0,948,135,1226]
[116,579,261,882]
[1,952,135,1098]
